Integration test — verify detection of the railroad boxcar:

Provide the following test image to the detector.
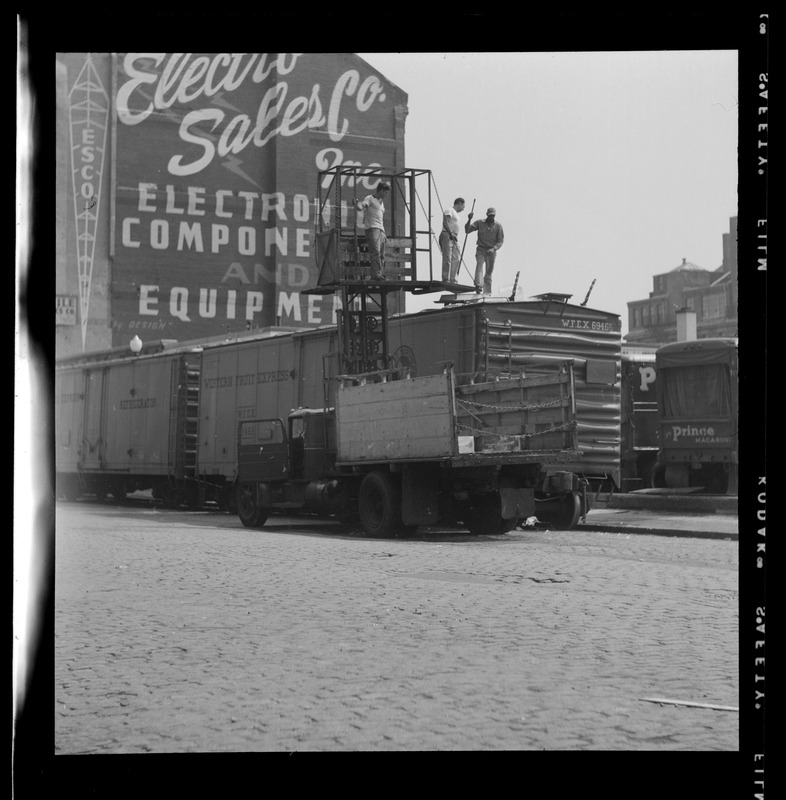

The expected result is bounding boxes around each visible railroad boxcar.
[652,337,738,494]
[55,343,211,506]
[196,325,339,497]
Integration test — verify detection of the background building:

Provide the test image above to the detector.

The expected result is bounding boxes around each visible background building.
[55,53,409,358]
[625,216,737,344]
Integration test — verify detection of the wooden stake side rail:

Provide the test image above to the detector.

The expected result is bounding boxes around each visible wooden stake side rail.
[334,370,580,465]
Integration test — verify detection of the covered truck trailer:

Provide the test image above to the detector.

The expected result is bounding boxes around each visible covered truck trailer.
[652,337,738,495]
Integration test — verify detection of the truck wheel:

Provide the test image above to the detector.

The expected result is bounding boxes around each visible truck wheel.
[359,471,403,538]
[237,482,269,528]
[465,493,515,535]
[651,463,667,489]
[664,465,689,489]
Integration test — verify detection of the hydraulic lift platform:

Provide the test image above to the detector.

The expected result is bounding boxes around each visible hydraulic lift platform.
[310,166,476,376]
[305,278,476,296]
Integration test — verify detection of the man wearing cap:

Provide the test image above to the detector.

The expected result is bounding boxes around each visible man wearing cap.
[439,197,466,283]
[354,181,391,280]
[464,207,504,294]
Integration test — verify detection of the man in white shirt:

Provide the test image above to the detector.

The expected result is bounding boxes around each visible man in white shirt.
[354,181,391,280]
[439,197,466,283]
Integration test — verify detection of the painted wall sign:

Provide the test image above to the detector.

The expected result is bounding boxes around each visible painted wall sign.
[68,55,109,348]
[56,295,78,326]
[111,53,407,344]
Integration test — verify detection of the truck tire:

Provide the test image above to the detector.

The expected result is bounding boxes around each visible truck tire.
[465,493,516,535]
[359,471,403,538]
[237,482,269,528]
[651,463,667,489]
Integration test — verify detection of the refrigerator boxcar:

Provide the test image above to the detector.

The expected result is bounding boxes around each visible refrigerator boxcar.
[55,343,212,507]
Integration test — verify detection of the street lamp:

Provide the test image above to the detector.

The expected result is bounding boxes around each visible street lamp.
[130,335,143,354]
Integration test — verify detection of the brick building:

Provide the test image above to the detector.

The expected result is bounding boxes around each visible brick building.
[625,216,737,344]
[55,53,409,358]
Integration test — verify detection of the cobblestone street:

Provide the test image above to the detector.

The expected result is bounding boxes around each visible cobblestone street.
[53,501,738,753]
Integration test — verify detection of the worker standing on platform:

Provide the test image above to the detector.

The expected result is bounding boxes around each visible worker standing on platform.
[354,181,391,280]
[465,207,504,294]
[439,197,466,283]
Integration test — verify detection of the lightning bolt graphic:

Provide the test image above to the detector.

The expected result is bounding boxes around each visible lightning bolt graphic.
[132,85,260,189]
[211,90,243,113]
[221,154,262,189]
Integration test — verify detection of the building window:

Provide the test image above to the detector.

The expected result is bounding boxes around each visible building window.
[702,292,724,319]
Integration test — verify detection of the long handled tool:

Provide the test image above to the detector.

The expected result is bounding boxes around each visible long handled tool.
[508,270,520,301]
[580,278,596,306]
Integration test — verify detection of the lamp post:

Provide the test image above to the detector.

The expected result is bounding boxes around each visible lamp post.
[130,335,143,354]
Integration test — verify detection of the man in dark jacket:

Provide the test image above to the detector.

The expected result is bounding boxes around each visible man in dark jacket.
[465,207,504,294]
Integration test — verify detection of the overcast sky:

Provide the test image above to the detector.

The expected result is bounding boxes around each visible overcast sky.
[358,51,739,334]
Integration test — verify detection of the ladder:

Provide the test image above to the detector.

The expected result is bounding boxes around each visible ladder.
[170,353,201,481]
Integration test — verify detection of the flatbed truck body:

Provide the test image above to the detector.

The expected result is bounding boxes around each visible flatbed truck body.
[236,364,584,536]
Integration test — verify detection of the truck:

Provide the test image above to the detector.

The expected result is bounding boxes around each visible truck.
[235,360,583,536]
[652,337,738,495]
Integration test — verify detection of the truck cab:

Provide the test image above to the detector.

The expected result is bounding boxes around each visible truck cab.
[236,408,345,527]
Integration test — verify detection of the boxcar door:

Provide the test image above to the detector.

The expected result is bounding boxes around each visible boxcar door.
[81,367,107,469]
[237,419,289,483]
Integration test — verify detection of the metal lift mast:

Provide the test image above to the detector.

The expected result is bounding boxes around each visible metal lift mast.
[307,167,475,378]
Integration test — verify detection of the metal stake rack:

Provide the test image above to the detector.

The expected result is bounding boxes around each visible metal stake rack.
[307,166,475,377]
